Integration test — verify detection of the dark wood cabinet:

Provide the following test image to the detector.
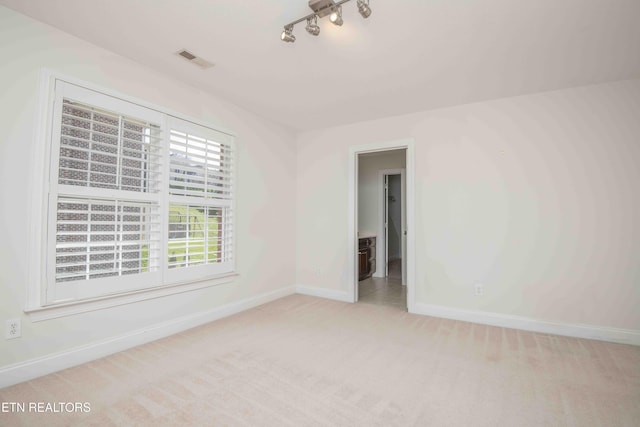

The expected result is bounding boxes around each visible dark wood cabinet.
[358,237,376,281]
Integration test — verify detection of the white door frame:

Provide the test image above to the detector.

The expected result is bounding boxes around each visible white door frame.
[378,169,406,285]
[348,138,415,312]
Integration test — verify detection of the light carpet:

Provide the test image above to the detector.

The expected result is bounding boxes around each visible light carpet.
[1,294,639,426]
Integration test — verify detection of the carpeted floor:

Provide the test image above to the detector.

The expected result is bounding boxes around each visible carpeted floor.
[1,294,639,426]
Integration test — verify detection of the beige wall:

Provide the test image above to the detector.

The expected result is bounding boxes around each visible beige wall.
[0,7,297,368]
[297,79,640,331]
[358,150,406,235]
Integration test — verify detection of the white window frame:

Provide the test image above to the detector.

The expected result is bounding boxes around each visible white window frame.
[25,71,237,321]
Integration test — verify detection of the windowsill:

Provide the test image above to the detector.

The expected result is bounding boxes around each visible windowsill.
[24,273,238,322]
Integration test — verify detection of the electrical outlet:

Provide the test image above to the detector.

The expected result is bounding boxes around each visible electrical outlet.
[5,318,21,340]
[474,283,484,296]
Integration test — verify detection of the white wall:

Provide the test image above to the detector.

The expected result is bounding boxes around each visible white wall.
[357,150,405,235]
[0,6,297,375]
[296,78,640,332]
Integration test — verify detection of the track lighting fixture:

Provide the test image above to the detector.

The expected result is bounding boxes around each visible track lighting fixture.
[357,0,371,18]
[306,16,320,36]
[329,6,343,26]
[281,26,296,43]
[280,0,373,43]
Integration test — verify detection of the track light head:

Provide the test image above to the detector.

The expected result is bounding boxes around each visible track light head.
[306,16,320,36]
[329,6,343,26]
[357,0,371,18]
[281,26,296,42]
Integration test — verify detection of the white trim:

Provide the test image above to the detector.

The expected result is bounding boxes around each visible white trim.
[25,273,238,322]
[40,69,237,137]
[348,148,358,302]
[2,285,296,389]
[296,285,352,302]
[26,70,56,309]
[413,302,640,346]
[406,142,416,312]
[348,139,416,310]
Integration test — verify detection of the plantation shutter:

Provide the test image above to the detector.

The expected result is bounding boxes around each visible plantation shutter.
[44,80,236,306]
[166,118,234,282]
[48,82,164,303]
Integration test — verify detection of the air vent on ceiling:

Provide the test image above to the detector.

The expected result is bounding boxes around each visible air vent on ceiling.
[175,49,215,69]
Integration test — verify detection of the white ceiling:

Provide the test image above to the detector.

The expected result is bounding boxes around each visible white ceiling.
[2,0,640,131]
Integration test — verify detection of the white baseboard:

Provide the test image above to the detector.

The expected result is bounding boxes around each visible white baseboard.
[412,302,640,346]
[296,285,353,302]
[0,285,296,389]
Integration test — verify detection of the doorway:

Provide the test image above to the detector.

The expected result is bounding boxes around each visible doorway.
[348,139,415,312]
[356,166,407,309]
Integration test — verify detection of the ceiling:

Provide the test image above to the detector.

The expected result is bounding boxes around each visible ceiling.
[2,0,640,131]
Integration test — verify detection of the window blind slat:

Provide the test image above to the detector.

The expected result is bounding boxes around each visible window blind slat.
[167,203,233,269]
[168,128,233,201]
[58,99,162,194]
[60,141,163,161]
[54,196,160,283]
[62,113,161,143]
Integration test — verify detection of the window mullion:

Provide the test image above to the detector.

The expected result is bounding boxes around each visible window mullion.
[116,201,122,277]
[159,118,170,280]
[186,207,191,266]
[204,207,209,264]
[142,128,150,193]
[204,147,210,264]
[116,115,123,191]
[85,202,92,281]
[88,108,95,190]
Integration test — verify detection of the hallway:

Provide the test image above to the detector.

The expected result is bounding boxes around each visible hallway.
[358,259,406,309]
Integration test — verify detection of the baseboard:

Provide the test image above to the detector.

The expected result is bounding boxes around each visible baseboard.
[296,285,352,302]
[412,302,640,346]
[0,285,296,389]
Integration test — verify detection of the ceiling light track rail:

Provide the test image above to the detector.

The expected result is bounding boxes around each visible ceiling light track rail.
[281,0,371,43]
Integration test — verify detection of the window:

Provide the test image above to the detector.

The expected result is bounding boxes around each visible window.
[44,80,234,305]
[165,120,234,284]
